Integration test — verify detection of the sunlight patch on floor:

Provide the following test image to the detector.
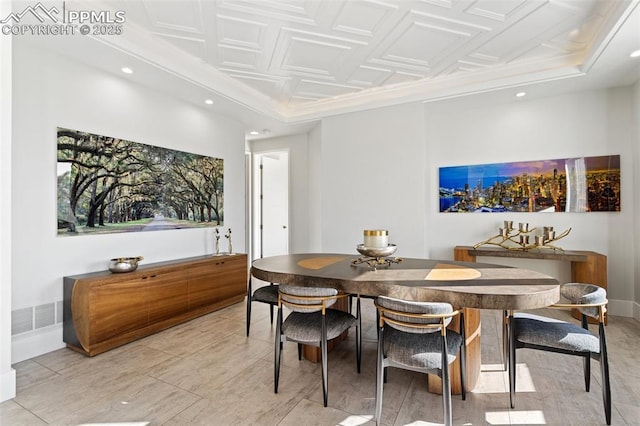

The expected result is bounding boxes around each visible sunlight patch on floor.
[513,363,536,392]
[473,363,508,393]
[485,410,546,424]
[78,423,149,426]
[481,363,507,372]
[473,362,537,396]
[338,415,373,425]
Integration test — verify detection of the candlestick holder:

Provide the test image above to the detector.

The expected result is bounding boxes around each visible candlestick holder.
[473,221,571,251]
[214,228,221,255]
[225,228,232,254]
[352,244,402,270]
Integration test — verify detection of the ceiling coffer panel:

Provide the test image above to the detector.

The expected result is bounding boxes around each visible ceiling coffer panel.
[216,15,266,51]
[464,0,529,22]
[330,0,398,37]
[270,28,368,79]
[142,0,205,34]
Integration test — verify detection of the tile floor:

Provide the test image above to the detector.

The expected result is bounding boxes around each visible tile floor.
[1,288,639,425]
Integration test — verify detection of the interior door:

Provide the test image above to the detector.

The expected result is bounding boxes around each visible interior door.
[260,152,289,257]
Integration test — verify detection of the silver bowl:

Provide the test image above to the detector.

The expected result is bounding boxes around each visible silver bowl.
[109,256,144,273]
[356,244,397,258]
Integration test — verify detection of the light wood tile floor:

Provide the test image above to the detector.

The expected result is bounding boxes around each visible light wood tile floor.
[2,294,639,425]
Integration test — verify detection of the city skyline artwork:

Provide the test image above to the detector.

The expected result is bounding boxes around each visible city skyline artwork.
[439,155,620,213]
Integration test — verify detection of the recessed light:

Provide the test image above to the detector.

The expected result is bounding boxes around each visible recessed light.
[205,99,214,105]
[121,67,133,74]
[248,131,260,136]
[630,49,640,58]
[515,91,527,98]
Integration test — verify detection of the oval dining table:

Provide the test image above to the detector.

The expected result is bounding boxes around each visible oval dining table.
[250,253,560,394]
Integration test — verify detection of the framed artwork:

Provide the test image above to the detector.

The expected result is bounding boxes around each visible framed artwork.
[57,127,224,236]
[439,155,620,213]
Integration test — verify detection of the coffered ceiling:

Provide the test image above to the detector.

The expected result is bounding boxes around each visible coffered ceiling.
[18,0,640,136]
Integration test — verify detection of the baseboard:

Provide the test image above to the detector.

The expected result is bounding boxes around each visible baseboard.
[607,298,635,318]
[0,368,16,402]
[12,324,65,364]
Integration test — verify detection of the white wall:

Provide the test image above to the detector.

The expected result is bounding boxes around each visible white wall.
[10,40,247,363]
[425,88,636,315]
[307,123,323,252]
[318,102,427,258]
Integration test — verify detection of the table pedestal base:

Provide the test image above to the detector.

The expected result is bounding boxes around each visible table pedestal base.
[427,307,480,395]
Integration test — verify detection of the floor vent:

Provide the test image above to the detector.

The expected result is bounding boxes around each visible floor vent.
[56,300,64,323]
[35,303,56,329]
[11,307,33,335]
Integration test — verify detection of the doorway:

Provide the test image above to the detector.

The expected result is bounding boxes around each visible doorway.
[251,150,289,261]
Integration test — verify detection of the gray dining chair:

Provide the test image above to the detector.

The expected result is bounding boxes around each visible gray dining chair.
[374,296,466,426]
[508,283,611,425]
[274,285,361,407]
[246,277,279,336]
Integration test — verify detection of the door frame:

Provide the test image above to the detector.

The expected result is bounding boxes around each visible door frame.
[248,149,290,263]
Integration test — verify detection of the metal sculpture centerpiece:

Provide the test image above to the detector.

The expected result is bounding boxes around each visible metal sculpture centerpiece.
[474,221,571,251]
[352,244,403,270]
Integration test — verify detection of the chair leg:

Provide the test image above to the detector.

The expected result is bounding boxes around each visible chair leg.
[274,307,283,394]
[583,353,591,392]
[581,314,591,392]
[459,312,467,401]
[246,277,253,336]
[269,283,276,325]
[509,313,517,409]
[321,316,328,407]
[297,343,302,361]
[356,296,362,373]
[502,310,509,371]
[441,334,452,426]
[599,323,612,425]
[375,327,385,426]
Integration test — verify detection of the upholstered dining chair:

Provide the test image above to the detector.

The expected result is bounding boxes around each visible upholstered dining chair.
[508,283,611,425]
[274,285,361,407]
[374,296,466,426]
[246,277,279,336]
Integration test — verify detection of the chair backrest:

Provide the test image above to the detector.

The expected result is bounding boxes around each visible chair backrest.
[560,283,607,319]
[376,296,454,334]
[278,285,338,313]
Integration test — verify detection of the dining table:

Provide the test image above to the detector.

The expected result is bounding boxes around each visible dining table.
[250,252,560,394]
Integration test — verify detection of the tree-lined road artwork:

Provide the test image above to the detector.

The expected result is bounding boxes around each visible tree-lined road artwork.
[57,128,224,236]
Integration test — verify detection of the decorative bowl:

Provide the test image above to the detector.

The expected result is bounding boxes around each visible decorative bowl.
[356,244,397,258]
[109,256,144,273]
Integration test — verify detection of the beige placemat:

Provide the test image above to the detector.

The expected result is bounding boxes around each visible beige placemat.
[425,263,481,281]
[298,256,348,270]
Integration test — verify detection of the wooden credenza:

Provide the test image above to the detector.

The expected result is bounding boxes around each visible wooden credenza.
[63,253,247,356]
